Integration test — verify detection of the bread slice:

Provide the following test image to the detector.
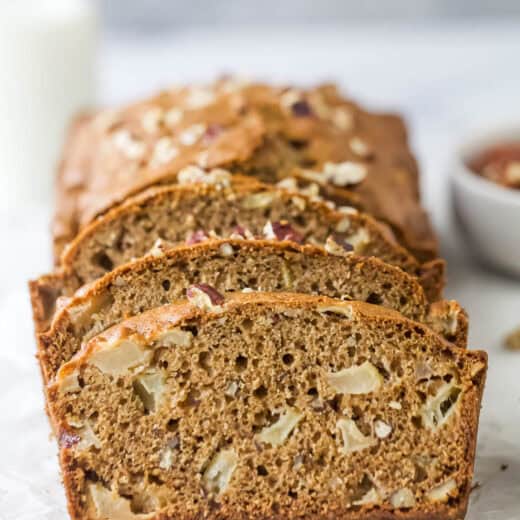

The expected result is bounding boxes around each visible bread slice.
[46,292,486,520]
[33,238,428,334]
[35,239,466,385]
[55,174,444,301]
[52,81,437,261]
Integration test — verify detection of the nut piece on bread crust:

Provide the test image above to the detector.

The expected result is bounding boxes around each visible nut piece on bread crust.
[46,293,486,520]
[33,239,464,386]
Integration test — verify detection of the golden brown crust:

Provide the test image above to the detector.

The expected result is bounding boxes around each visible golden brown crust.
[418,258,446,303]
[28,274,66,334]
[53,81,437,262]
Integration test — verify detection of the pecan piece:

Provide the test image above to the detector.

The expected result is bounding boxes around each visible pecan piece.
[187,284,225,310]
[186,230,209,245]
[291,100,313,117]
[230,225,254,240]
[203,123,224,144]
[325,233,354,255]
[263,221,303,243]
[59,429,81,449]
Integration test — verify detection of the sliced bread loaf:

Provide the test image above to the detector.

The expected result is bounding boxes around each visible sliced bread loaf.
[53,81,437,261]
[47,291,486,520]
[55,173,445,301]
[35,239,466,385]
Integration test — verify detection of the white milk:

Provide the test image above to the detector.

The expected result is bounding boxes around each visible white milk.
[0,0,98,208]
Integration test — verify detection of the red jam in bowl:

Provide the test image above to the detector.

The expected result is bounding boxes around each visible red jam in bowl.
[468,142,520,190]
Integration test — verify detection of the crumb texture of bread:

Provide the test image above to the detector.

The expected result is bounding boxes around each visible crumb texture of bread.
[53,81,437,262]
[47,293,486,520]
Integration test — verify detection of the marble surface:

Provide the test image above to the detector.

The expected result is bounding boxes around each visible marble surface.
[1,22,519,518]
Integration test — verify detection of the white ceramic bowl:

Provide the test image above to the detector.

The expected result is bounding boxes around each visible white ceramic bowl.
[452,126,520,277]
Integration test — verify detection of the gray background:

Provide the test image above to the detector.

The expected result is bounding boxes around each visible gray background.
[97,0,520,32]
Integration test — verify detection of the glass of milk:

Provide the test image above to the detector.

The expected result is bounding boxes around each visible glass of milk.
[0,0,98,209]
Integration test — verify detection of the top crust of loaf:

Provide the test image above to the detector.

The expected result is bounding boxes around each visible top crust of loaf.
[53,81,437,261]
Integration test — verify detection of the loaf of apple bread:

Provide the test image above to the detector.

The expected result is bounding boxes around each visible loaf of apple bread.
[47,291,486,520]
[53,80,437,262]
